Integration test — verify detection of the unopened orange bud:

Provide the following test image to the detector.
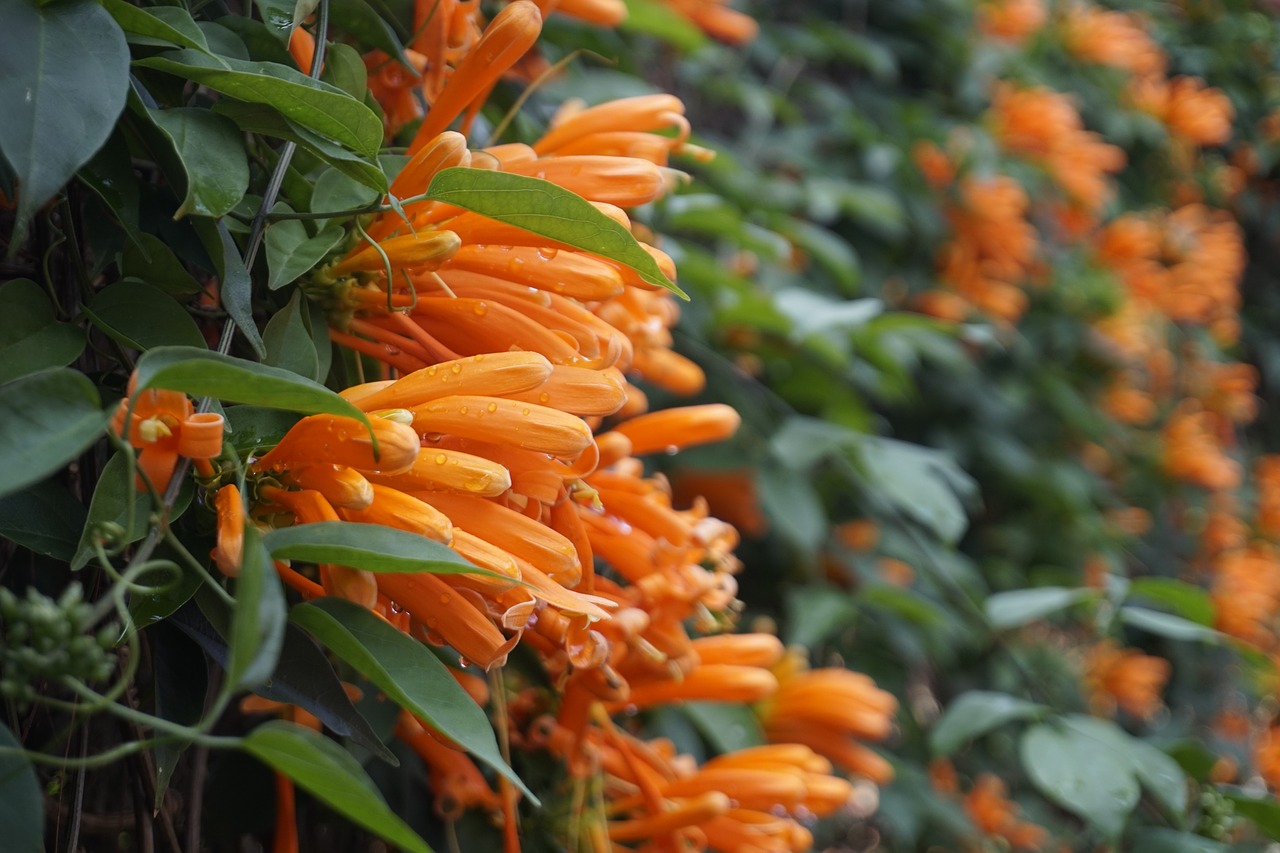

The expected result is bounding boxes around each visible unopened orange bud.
[607,404,741,455]
[334,229,461,276]
[256,414,421,475]
[350,352,553,412]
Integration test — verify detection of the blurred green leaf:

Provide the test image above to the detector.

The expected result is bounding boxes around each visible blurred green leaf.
[0,479,86,561]
[986,587,1096,630]
[1120,607,1222,644]
[857,436,975,545]
[682,702,766,755]
[930,691,1045,756]
[426,168,685,297]
[290,598,535,801]
[0,369,110,502]
[0,278,85,385]
[1225,793,1280,840]
[243,721,431,853]
[1126,578,1216,626]
[0,721,43,853]
[783,584,857,647]
[1022,720,1140,838]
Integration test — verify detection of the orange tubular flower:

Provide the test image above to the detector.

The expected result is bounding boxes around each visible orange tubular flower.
[255,414,421,476]
[113,383,224,490]
[659,0,759,43]
[605,404,741,456]
[212,483,246,578]
[1059,4,1164,77]
[964,773,1049,851]
[1083,641,1171,720]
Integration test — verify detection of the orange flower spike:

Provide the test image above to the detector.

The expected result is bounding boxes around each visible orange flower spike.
[535,95,689,157]
[514,561,615,620]
[502,155,668,207]
[608,791,732,842]
[411,396,594,459]
[607,404,741,455]
[213,483,246,578]
[408,1,543,153]
[417,491,580,581]
[504,365,628,418]
[690,634,785,668]
[283,465,375,510]
[254,414,421,475]
[347,352,554,412]
[338,483,454,543]
[366,447,513,497]
[379,571,515,668]
[332,229,461,277]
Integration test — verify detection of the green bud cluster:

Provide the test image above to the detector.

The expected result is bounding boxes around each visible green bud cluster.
[1195,788,1237,841]
[0,585,118,706]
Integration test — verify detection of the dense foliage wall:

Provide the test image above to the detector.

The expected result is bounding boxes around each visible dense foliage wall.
[6,0,1280,851]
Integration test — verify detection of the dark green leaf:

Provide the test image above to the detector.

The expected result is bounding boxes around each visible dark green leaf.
[1226,793,1280,840]
[128,563,204,636]
[425,167,685,297]
[756,461,826,552]
[0,721,43,853]
[228,525,286,689]
[682,702,765,754]
[120,234,203,298]
[291,598,534,800]
[244,721,430,853]
[148,108,250,219]
[0,369,110,501]
[0,479,87,562]
[0,0,130,245]
[329,0,413,65]
[151,620,208,809]
[1129,830,1224,853]
[1021,720,1139,838]
[0,278,85,384]
[77,130,145,252]
[101,0,210,51]
[1121,606,1222,644]
[930,691,1045,756]
[132,347,369,425]
[321,43,368,100]
[71,450,152,571]
[986,587,1096,630]
[224,405,302,451]
[311,166,382,217]
[199,220,266,357]
[84,280,206,351]
[197,21,251,60]
[264,210,346,290]
[264,290,321,380]
[134,50,382,158]
[213,101,387,191]
[262,522,482,575]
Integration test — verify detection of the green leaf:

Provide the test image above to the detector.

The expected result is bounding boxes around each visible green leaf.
[1225,793,1280,840]
[264,290,321,380]
[311,166,382,218]
[84,280,206,351]
[71,450,152,570]
[930,691,1046,756]
[621,0,708,50]
[1021,720,1140,838]
[228,526,286,689]
[856,436,975,545]
[0,721,43,853]
[321,43,368,100]
[119,234,203,297]
[101,0,210,51]
[1061,715,1188,819]
[264,210,346,290]
[147,108,250,219]
[329,0,413,65]
[290,598,535,801]
[758,460,826,552]
[0,0,130,246]
[0,369,110,501]
[783,584,857,648]
[1121,606,1223,644]
[986,586,1096,630]
[262,522,482,575]
[196,220,267,357]
[1129,829,1225,853]
[0,479,87,562]
[224,405,303,451]
[1126,578,1216,626]
[213,101,387,192]
[128,563,204,636]
[244,721,431,853]
[132,347,370,426]
[682,702,766,754]
[425,167,685,298]
[134,50,382,158]
[0,278,85,385]
[150,620,208,809]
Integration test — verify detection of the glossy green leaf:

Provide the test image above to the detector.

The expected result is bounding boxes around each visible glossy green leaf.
[0,479,87,562]
[1021,721,1140,838]
[264,290,321,380]
[119,234,203,297]
[213,101,387,191]
[244,721,431,853]
[0,721,43,853]
[264,210,346,290]
[930,691,1046,756]
[148,108,250,219]
[262,522,482,575]
[228,525,286,689]
[1121,606,1223,644]
[134,50,382,157]
[101,0,210,51]
[986,587,1096,630]
[291,598,535,800]
[1127,578,1216,626]
[0,0,129,246]
[0,278,85,385]
[682,701,766,755]
[425,167,685,297]
[84,280,206,351]
[311,166,382,218]
[132,347,370,426]
[0,369,110,501]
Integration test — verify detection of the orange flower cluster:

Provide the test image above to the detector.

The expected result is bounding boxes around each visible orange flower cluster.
[976,0,1047,43]
[1081,640,1171,720]
[962,773,1049,851]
